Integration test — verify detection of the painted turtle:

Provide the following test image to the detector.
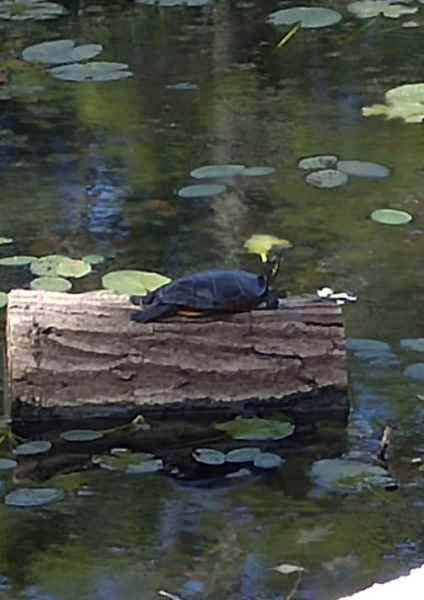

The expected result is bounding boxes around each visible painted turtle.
[130,248,286,323]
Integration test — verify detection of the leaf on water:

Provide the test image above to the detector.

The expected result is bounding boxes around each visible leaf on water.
[363,83,424,123]
[5,487,64,507]
[277,21,302,48]
[244,234,292,262]
[0,255,35,266]
[268,7,342,28]
[404,363,424,381]
[49,62,133,82]
[215,417,295,441]
[102,270,171,295]
[347,1,418,19]
[253,452,284,469]
[177,184,227,198]
[311,458,392,492]
[305,169,348,188]
[60,429,104,442]
[298,155,339,170]
[137,0,211,6]
[0,292,8,309]
[82,254,105,265]
[0,0,67,21]
[15,440,52,456]
[22,39,103,65]
[56,258,92,279]
[400,339,424,352]
[30,276,72,292]
[274,563,305,575]
[190,164,245,179]
[30,255,68,277]
[0,237,13,245]
[0,458,17,471]
[192,448,226,465]
[337,160,391,179]
[370,208,412,225]
[93,452,162,474]
[242,166,276,176]
[225,447,261,463]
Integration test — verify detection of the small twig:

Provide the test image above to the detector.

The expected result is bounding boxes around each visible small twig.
[287,571,303,600]
[158,591,184,600]
[377,424,393,463]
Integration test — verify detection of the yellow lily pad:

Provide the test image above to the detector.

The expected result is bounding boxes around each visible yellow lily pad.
[244,234,292,262]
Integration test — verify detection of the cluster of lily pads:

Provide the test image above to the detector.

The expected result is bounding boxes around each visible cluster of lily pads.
[22,39,133,83]
[177,163,276,199]
[0,0,66,21]
[363,83,424,124]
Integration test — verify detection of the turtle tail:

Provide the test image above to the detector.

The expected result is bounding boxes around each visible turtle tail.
[130,304,175,323]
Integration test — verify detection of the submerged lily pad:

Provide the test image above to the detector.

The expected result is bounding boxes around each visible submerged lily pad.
[0,237,13,245]
[60,429,103,442]
[298,155,339,170]
[30,276,72,292]
[15,441,52,456]
[49,62,133,82]
[348,1,418,19]
[178,184,226,198]
[242,166,276,177]
[0,256,35,266]
[370,208,412,225]
[56,258,92,279]
[192,448,226,465]
[404,363,424,381]
[83,254,105,265]
[102,270,171,295]
[305,169,348,188]
[268,7,342,28]
[94,452,163,473]
[5,487,64,507]
[311,458,391,492]
[337,160,391,179]
[363,83,424,123]
[253,452,284,469]
[190,164,245,179]
[0,458,17,471]
[215,417,295,441]
[23,39,103,65]
[0,292,8,309]
[225,448,261,463]
[244,234,292,262]
[0,0,67,21]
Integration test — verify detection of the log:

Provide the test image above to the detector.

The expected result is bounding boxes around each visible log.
[6,290,348,424]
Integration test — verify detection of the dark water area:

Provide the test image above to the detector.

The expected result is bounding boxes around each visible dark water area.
[1,0,424,598]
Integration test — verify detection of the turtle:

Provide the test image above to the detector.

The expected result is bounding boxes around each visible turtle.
[130,248,286,323]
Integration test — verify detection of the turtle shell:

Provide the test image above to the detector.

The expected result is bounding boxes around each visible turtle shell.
[144,269,268,312]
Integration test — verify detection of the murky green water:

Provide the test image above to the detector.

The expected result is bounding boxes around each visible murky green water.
[2,1,424,598]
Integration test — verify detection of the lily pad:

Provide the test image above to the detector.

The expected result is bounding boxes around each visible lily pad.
[30,255,68,277]
[192,448,226,465]
[15,441,52,456]
[242,166,276,177]
[102,270,171,295]
[0,458,17,471]
[49,62,133,82]
[337,160,391,179]
[347,1,418,19]
[0,292,8,309]
[404,363,424,381]
[0,237,13,245]
[30,276,72,292]
[0,256,35,266]
[253,452,284,469]
[268,7,342,28]
[56,258,92,279]
[177,184,226,198]
[347,338,398,367]
[137,0,211,6]
[298,155,338,170]
[225,447,261,463]
[244,234,292,262]
[400,339,424,352]
[363,83,424,123]
[93,452,163,473]
[0,0,67,21]
[190,164,245,179]
[370,208,412,225]
[215,417,295,441]
[83,254,105,265]
[60,429,103,442]
[23,39,103,65]
[5,487,64,507]
[305,169,348,188]
[311,458,391,492]
[274,564,305,575]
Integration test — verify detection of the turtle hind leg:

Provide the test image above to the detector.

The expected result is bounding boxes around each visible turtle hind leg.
[130,304,175,323]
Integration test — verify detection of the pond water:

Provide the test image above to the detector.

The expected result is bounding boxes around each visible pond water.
[2,0,424,598]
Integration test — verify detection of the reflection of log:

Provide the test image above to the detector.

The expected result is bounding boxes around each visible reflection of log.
[6,290,348,424]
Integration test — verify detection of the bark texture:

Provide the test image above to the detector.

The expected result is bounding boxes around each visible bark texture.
[6,290,348,423]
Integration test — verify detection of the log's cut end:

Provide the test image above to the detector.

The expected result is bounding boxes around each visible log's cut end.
[6,290,349,424]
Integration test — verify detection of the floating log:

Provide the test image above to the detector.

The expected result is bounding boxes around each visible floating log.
[6,290,348,424]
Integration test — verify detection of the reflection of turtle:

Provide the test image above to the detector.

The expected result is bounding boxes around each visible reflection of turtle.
[130,248,286,323]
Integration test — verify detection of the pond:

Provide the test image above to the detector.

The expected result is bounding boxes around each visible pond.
[1,0,424,598]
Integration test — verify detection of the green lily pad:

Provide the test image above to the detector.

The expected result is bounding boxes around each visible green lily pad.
[305,169,348,188]
[215,417,295,441]
[137,0,211,6]
[30,255,68,277]
[400,339,424,352]
[0,255,35,266]
[347,1,418,19]
[192,448,226,465]
[0,237,13,245]
[337,160,391,179]
[83,254,105,265]
[0,292,8,309]
[102,270,170,296]
[268,7,342,28]
[311,458,392,492]
[225,448,261,463]
[56,258,92,279]
[253,452,284,469]
[49,62,133,82]
[363,83,424,123]
[370,208,412,225]
[15,441,52,456]
[23,39,103,65]
[404,363,424,381]
[30,276,72,292]
[0,458,17,471]
[178,184,226,198]
[60,429,103,442]
[0,0,67,21]
[190,165,245,179]
[274,564,305,575]
[242,166,276,177]
[93,452,163,473]
[5,487,64,507]
[298,155,339,170]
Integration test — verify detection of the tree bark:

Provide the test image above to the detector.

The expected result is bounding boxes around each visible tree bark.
[6,290,348,424]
